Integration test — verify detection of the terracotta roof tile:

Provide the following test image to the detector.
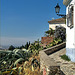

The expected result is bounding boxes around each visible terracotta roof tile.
[48,17,66,24]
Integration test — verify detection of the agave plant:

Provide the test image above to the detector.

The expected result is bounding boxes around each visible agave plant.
[0,49,31,74]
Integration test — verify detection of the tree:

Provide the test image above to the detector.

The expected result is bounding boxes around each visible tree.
[8,45,15,50]
[29,41,30,46]
[45,28,54,37]
[15,46,20,49]
[25,42,29,49]
[54,26,66,42]
[20,45,25,49]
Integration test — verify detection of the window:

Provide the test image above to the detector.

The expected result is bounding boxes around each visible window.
[67,5,74,29]
[71,6,73,25]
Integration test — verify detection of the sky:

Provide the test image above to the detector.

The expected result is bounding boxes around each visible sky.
[0,0,66,47]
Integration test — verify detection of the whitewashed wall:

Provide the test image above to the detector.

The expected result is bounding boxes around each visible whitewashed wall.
[49,23,66,30]
[74,0,75,47]
[66,0,75,62]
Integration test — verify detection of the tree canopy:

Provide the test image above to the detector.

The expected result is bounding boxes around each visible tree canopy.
[8,45,15,50]
[45,28,54,37]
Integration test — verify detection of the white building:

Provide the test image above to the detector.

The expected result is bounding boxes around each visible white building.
[48,17,66,30]
[63,0,75,62]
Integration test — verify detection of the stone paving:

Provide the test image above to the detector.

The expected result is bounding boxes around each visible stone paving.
[49,48,75,75]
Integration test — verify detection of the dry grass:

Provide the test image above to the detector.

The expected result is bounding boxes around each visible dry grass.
[18,55,40,75]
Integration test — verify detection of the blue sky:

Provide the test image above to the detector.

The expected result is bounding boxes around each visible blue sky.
[1,0,66,47]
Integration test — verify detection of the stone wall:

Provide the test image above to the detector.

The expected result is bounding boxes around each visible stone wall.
[39,42,66,75]
[45,42,66,55]
[41,37,53,45]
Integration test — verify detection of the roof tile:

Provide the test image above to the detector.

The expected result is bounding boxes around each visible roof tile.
[48,17,66,24]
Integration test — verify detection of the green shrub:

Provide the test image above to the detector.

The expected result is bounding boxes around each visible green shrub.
[61,54,70,61]
[45,28,54,37]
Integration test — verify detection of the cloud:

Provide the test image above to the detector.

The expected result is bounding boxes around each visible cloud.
[1,37,40,46]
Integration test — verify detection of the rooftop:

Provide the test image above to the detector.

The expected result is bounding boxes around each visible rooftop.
[48,17,66,24]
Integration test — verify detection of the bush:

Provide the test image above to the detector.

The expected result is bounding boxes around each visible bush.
[61,54,70,61]
[54,26,66,42]
[45,28,54,37]
[46,38,62,49]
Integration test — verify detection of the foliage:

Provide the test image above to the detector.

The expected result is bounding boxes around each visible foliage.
[14,58,24,66]
[54,26,66,42]
[8,45,15,50]
[28,40,43,54]
[29,41,30,46]
[25,42,29,49]
[0,39,43,75]
[0,49,31,74]
[19,45,25,49]
[16,46,20,49]
[22,55,40,75]
[0,55,40,75]
[45,28,54,37]
[61,54,70,61]
[46,38,62,48]
[9,41,31,50]
[0,39,42,75]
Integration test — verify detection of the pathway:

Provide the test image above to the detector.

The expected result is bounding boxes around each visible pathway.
[49,48,75,75]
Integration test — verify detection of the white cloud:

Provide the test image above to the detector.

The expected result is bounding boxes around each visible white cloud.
[1,37,40,46]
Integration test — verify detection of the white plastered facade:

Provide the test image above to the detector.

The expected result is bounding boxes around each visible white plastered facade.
[49,23,66,30]
[64,0,75,62]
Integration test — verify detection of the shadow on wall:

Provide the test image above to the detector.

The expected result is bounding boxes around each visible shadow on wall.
[66,48,75,62]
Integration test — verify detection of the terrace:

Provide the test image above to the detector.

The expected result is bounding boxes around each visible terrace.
[39,42,75,75]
